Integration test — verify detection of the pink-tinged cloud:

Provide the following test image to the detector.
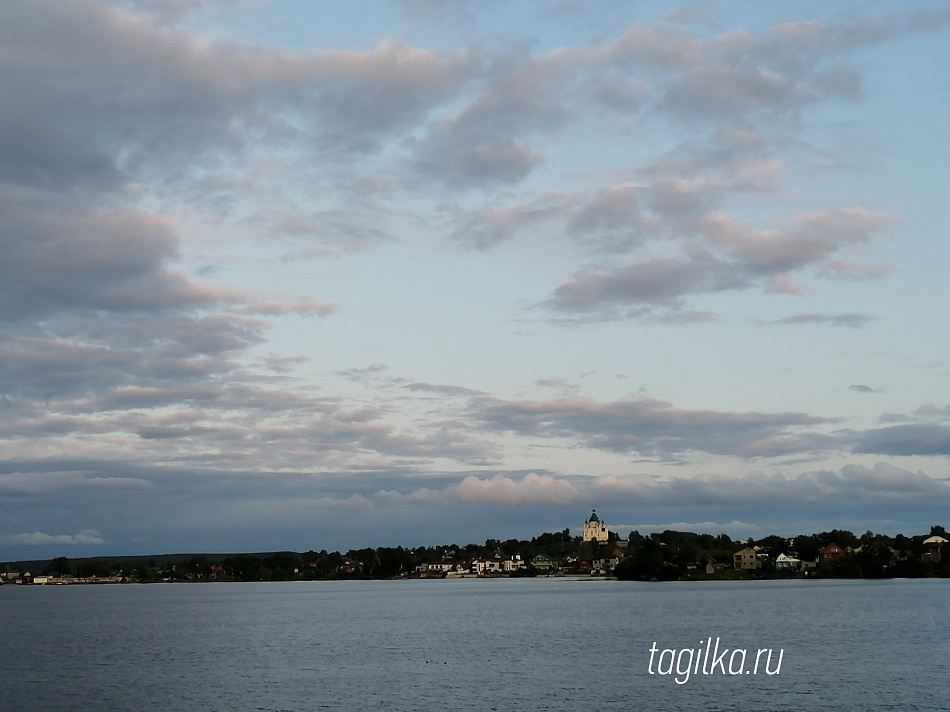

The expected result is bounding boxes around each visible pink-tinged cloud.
[451,473,580,507]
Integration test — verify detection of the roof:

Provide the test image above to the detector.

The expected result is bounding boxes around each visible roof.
[923,535,948,545]
[587,509,601,523]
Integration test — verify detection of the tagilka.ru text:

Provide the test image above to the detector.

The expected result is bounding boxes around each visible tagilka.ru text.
[648,638,784,684]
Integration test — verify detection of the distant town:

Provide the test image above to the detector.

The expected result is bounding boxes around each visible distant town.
[3,511,949,585]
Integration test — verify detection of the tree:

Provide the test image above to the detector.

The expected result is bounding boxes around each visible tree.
[615,537,679,581]
[76,560,112,578]
[853,542,893,578]
[48,556,71,575]
[794,535,821,562]
[223,554,263,581]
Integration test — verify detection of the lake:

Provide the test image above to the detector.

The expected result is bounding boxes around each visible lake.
[1,577,948,711]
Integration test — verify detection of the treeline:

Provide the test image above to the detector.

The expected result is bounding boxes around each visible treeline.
[614,526,950,581]
[4,524,949,583]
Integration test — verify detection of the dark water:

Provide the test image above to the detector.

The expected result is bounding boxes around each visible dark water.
[1,577,948,711]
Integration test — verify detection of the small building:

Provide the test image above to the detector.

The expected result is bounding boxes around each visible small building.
[819,543,847,561]
[583,510,608,543]
[531,553,559,571]
[593,557,619,574]
[734,547,760,570]
[774,553,801,571]
[922,535,948,562]
[501,557,525,572]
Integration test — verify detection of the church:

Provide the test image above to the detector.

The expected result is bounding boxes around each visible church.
[582,510,608,543]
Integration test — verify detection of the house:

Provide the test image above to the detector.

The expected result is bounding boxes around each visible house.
[340,559,364,574]
[819,544,847,561]
[583,510,609,543]
[922,535,948,562]
[734,547,760,570]
[449,561,471,575]
[473,558,502,575]
[593,557,619,574]
[531,553,559,571]
[774,553,801,572]
[501,557,525,572]
[416,559,454,574]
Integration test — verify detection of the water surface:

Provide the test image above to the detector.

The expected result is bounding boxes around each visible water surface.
[2,578,947,711]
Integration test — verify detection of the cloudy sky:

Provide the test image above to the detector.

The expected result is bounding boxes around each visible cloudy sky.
[2,0,950,560]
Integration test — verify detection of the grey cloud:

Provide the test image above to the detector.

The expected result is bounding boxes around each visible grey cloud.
[588,76,651,111]
[566,185,646,252]
[236,301,336,317]
[0,312,266,401]
[850,424,950,457]
[261,211,397,259]
[450,194,568,249]
[470,395,833,459]
[773,314,873,328]
[0,470,150,495]
[545,207,894,317]
[373,462,950,513]
[411,52,572,188]
[850,385,883,394]
[0,529,106,546]
[593,26,703,69]
[2,1,476,166]
[0,113,123,192]
[545,255,746,314]
[661,65,813,123]
[404,383,486,397]
[647,179,723,219]
[914,403,950,420]
[0,202,218,320]
[649,11,948,125]
[333,364,389,382]
[413,132,541,189]
[811,65,863,101]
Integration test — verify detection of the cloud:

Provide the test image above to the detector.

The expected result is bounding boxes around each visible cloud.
[850,385,883,394]
[662,65,814,123]
[236,301,336,317]
[0,205,221,321]
[333,364,389,382]
[591,463,950,507]
[470,395,832,459]
[773,313,873,328]
[369,462,950,515]
[849,424,950,457]
[0,529,106,546]
[0,471,150,494]
[451,473,581,507]
[450,192,568,249]
[620,520,764,537]
[411,50,569,188]
[404,383,485,397]
[544,207,895,317]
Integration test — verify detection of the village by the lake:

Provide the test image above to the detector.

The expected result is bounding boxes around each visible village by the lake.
[4,511,949,586]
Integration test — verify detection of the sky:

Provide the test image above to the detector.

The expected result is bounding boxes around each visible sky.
[2,0,950,560]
